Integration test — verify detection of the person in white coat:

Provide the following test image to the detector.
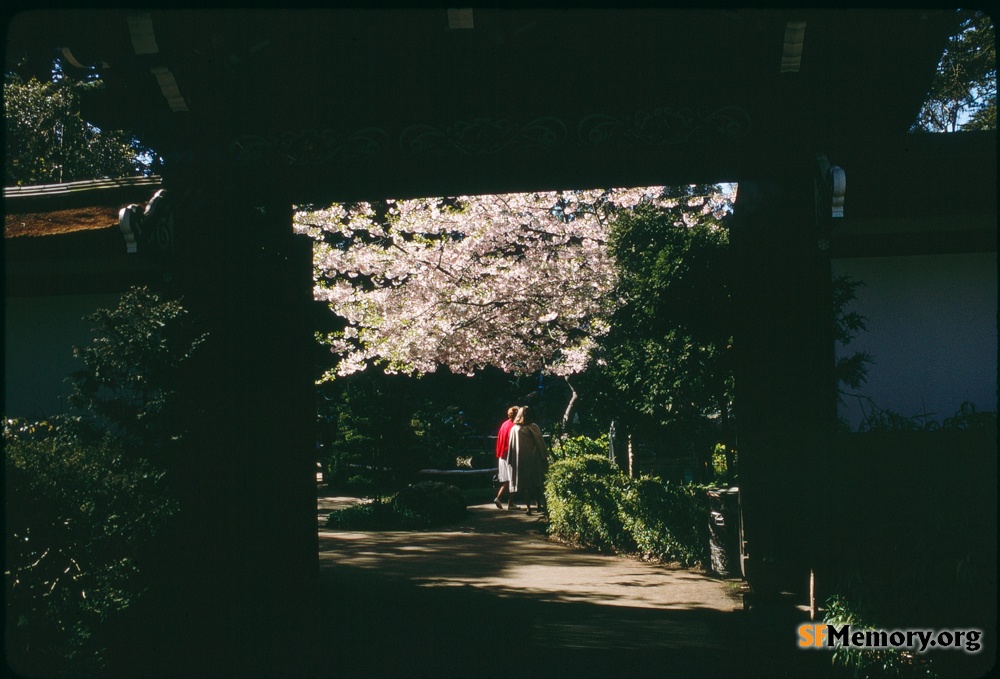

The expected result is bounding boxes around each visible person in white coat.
[505,406,548,515]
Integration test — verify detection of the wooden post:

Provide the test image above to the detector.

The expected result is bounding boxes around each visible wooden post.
[730,162,836,607]
[114,172,319,677]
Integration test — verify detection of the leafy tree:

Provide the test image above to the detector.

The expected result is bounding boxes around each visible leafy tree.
[596,192,874,472]
[597,187,736,475]
[69,286,207,458]
[915,11,996,132]
[831,274,873,397]
[321,372,423,497]
[4,286,200,675]
[4,72,160,186]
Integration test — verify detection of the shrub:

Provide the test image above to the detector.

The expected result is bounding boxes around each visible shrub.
[545,454,710,567]
[5,417,178,674]
[345,473,376,496]
[69,286,206,458]
[545,455,634,553]
[393,481,467,525]
[823,594,936,679]
[324,501,425,531]
[325,481,467,530]
[549,433,610,462]
[4,287,198,675]
[619,476,710,568]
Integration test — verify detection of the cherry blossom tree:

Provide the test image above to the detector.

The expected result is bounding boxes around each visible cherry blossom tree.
[294,185,735,424]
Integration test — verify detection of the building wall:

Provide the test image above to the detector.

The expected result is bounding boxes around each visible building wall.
[4,293,121,420]
[832,252,998,429]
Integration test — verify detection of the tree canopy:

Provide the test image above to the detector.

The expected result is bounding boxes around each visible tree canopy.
[915,11,997,133]
[4,72,160,186]
[294,187,710,381]
[69,286,207,457]
[596,187,734,435]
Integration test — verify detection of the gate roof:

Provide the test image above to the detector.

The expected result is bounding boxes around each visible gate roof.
[3,7,972,201]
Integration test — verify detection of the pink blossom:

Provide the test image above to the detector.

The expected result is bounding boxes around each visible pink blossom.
[294,185,731,380]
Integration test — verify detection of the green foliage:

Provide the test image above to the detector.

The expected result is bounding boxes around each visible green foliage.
[545,455,633,553]
[858,400,996,433]
[832,274,873,396]
[318,368,534,495]
[600,197,734,432]
[325,482,467,530]
[619,476,710,568]
[915,12,996,133]
[832,275,868,346]
[711,443,733,479]
[324,501,426,531]
[393,481,468,525]
[821,420,996,679]
[4,418,178,674]
[591,193,736,480]
[4,73,160,186]
[549,433,609,462]
[545,454,710,567]
[4,287,199,674]
[344,473,377,496]
[319,373,420,498]
[69,286,206,456]
[410,405,475,469]
[823,595,937,679]
[941,400,997,430]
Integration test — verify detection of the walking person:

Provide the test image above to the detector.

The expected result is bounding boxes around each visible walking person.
[506,406,548,515]
[493,406,518,509]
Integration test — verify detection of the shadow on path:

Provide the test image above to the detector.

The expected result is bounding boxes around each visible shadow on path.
[315,499,843,678]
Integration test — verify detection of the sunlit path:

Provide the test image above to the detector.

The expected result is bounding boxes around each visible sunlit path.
[320,503,740,613]
[315,499,839,679]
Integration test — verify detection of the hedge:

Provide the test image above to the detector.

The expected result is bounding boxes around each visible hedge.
[545,454,709,568]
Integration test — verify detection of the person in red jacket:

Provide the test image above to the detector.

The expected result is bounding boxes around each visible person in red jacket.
[493,406,519,509]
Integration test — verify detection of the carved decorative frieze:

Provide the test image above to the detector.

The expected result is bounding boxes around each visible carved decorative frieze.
[228,106,752,164]
[399,117,567,156]
[230,127,390,165]
[578,106,752,147]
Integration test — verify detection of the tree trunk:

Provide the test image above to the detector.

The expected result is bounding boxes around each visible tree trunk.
[719,395,736,481]
[561,376,579,431]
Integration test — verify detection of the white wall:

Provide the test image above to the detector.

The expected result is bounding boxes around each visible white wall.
[832,252,998,429]
[4,293,121,420]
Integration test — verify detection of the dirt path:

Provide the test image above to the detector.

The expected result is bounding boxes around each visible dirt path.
[314,497,838,678]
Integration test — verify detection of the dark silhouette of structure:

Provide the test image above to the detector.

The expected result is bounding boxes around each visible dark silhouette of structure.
[5,7,996,677]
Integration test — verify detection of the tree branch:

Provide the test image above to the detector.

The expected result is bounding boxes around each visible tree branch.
[561,376,579,429]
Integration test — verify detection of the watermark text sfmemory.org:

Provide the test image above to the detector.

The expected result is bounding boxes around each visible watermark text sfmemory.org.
[798,624,983,654]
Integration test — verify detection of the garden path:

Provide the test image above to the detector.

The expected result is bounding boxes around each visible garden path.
[315,496,840,678]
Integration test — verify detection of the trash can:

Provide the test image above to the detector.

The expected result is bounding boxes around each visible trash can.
[707,486,741,577]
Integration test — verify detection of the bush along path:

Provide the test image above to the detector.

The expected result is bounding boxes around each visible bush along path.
[316,485,846,679]
[545,454,711,568]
